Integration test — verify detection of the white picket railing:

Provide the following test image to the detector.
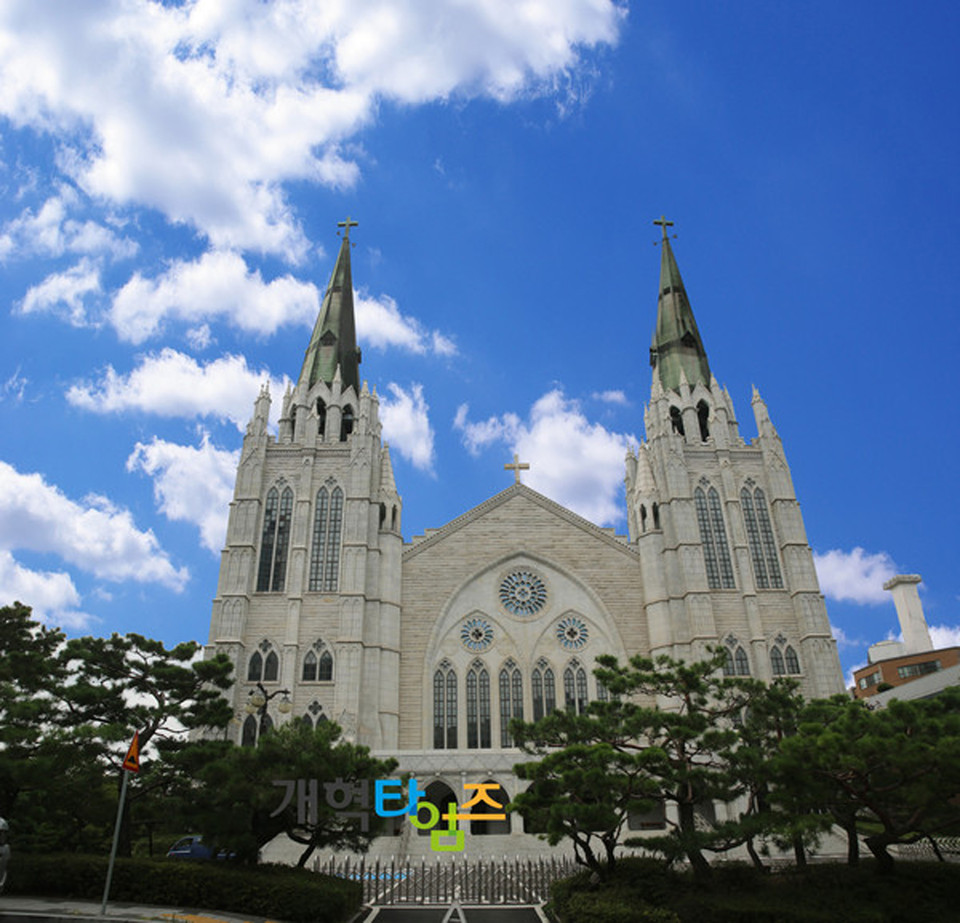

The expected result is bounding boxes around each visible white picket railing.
[314,854,578,905]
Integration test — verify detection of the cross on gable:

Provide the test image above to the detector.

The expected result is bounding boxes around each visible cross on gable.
[504,453,530,485]
[338,216,358,240]
[654,214,674,242]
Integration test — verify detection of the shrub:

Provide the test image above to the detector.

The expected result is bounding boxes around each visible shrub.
[7,854,361,923]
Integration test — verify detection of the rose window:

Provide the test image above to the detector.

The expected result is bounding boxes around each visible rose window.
[461,617,494,652]
[499,571,547,617]
[556,616,588,650]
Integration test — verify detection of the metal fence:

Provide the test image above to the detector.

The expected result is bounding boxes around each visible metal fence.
[314,854,579,905]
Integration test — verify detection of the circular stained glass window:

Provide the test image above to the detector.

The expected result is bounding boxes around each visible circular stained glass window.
[461,617,494,652]
[556,616,589,650]
[499,570,547,617]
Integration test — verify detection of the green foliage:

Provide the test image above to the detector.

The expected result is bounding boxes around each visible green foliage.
[548,858,960,923]
[513,648,774,877]
[0,603,235,856]
[172,721,398,866]
[6,853,361,923]
[777,689,960,870]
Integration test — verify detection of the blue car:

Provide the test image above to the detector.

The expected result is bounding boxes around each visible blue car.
[166,835,235,860]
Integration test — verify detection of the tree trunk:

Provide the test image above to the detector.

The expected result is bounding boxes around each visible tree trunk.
[746,836,767,872]
[677,801,711,879]
[297,841,317,869]
[865,835,895,873]
[843,817,859,866]
[792,833,807,870]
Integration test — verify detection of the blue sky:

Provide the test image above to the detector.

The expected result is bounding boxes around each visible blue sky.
[1,1,957,686]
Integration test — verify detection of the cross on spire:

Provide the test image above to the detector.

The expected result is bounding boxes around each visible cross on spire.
[654,214,674,242]
[338,216,358,240]
[504,453,530,485]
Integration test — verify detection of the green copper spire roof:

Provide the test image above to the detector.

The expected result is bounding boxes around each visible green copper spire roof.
[649,217,711,393]
[299,218,361,393]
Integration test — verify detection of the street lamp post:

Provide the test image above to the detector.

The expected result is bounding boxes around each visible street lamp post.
[245,682,292,738]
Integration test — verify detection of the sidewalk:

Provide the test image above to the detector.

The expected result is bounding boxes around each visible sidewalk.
[0,895,285,923]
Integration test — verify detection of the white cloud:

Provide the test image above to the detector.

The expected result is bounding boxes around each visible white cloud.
[0,549,94,630]
[0,460,187,590]
[356,292,456,356]
[0,188,137,261]
[812,547,898,605]
[67,348,288,431]
[830,624,861,649]
[593,389,628,405]
[929,625,960,649]
[379,382,435,472]
[127,432,239,554]
[0,1,623,256]
[455,389,637,525]
[18,257,101,325]
[1,368,28,403]
[109,250,319,343]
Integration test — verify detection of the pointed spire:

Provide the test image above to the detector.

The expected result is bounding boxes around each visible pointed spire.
[649,218,712,394]
[380,444,399,498]
[299,220,362,394]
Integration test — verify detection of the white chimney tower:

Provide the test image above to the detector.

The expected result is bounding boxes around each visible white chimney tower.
[883,574,932,655]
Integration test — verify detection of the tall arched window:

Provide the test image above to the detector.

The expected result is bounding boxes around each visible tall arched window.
[741,487,769,588]
[241,714,257,747]
[770,646,785,676]
[256,486,293,592]
[499,660,523,747]
[309,486,344,592]
[563,660,588,714]
[670,405,685,436]
[303,650,318,682]
[695,485,735,589]
[263,649,279,682]
[467,660,491,749]
[247,650,263,682]
[317,398,326,436]
[340,404,354,441]
[753,488,784,588]
[697,400,710,442]
[319,649,333,681]
[722,648,735,676]
[433,661,457,749]
[785,646,801,674]
[532,659,556,721]
[734,646,750,676]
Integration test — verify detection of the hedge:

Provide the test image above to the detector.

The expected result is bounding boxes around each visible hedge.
[6,853,362,923]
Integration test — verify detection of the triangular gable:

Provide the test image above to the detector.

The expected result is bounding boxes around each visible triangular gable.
[403,483,634,562]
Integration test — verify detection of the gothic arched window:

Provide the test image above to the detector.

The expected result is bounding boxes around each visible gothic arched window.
[770,646,785,676]
[263,649,279,682]
[697,400,710,442]
[256,486,293,592]
[499,660,523,747]
[722,648,735,676]
[695,485,735,589]
[317,398,326,436]
[241,714,257,747]
[734,646,750,676]
[303,650,318,682]
[670,405,685,436]
[340,404,354,441]
[532,658,556,721]
[741,487,769,589]
[309,486,344,592]
[433,661,457,749]
[785,645,801,675]
[467,660,491,749]
[753,488,784,589]
[563,660,588,714]
[247,651,263,682]
[318,649,333,682]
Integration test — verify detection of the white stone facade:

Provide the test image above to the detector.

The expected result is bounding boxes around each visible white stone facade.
[204,237,845,861]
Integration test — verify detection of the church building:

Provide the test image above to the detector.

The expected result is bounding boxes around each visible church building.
[204,218,844,857]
